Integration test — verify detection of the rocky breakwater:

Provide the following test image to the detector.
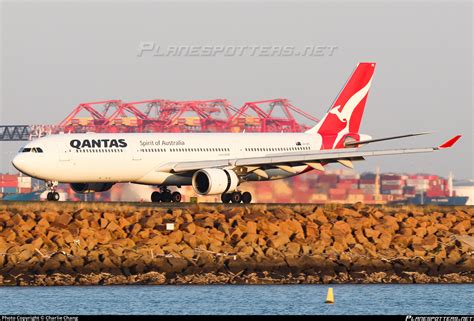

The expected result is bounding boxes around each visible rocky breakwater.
[0,202,473,285]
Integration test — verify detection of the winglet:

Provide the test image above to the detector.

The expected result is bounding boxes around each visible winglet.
[439,135,462,149]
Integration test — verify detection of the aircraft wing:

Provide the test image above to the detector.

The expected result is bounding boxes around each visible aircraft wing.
[159,135,461,174]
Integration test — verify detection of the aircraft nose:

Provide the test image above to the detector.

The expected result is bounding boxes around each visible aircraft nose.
[12,154,27,173]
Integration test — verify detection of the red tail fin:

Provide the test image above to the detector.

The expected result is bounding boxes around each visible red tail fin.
[307,62,376,148]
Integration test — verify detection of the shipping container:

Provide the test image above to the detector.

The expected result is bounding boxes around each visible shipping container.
[0,181,18,188]
[1,187,17,194]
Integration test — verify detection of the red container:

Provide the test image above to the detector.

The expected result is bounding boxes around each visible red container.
[329,194,346,201]
[0,181,18,188]
[318,175,339,184]
[0,174,18,182]
[348,189,364,195]
[329,188,346,195]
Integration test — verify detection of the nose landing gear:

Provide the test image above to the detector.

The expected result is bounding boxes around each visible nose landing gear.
[45,181,60,201]
[151,187,182,203]
[221,191,252,204]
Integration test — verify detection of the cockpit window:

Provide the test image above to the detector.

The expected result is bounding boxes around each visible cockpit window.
[20,147,43,153]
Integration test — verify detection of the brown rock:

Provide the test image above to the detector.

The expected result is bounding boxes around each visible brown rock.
[421,234,438,251]
[99,218,108,229]
[332,221,351,238]
[371,210,384,219]
[258,221,280,236]
[286,242,301,256]
[117,217,131,229]
[274,207,293,220]
[238,246,254,258]
[354,228,369,244]
[21,218,36,232]
[95,230,112,244]
[181,248,195,260]
[0,212,10,223]
[304,221,319,239]
[392,235,411,248]
[246,221,258,235]
[382,215,399,232]
[332,241,347,253]
[242,233,258,244]
[364,228,381,240]
[375,233,392,250]
[181,222,196,234]
[451,220,470,234]
[55,213,73,226]
[42,212,59,223]
[11,214,26,226]
[168,230,184,244]
[404,217,418,228]
[31,237,44,249]
[267,234,290,249]
[36,218,50,232]
[2,229,16,242]
[426,225,438,235]
[415,227,427,238]
[307,207,328,225]
[412,244,426,257]
[339,207,362,218]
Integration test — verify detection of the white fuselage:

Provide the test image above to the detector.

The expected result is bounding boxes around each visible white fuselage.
[12,132,324,186]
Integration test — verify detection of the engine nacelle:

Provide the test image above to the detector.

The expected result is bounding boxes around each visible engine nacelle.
[192,168,239,195]
[70,183,114,194]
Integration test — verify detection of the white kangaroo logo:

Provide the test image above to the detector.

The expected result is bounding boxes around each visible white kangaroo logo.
[330,77,373,148]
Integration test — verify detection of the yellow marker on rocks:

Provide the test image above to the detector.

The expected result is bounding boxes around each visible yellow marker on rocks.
[325,287,334,304]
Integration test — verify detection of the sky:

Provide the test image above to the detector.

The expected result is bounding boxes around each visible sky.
[0,0,472,179]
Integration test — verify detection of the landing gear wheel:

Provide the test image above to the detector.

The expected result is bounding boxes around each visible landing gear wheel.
[171,191,182,203]
[230,191,242,203]
[221,193,231,203]
[161,191,172,202]
[241,192,252,204]
[151,191,161,203]
[47,192,59,201]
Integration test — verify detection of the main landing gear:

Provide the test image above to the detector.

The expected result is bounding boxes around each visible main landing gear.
[221,191,252,204]
[45,181,60,201]
[151,187,182,203]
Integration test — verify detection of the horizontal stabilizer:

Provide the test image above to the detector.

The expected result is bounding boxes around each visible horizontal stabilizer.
[344,132,432,147]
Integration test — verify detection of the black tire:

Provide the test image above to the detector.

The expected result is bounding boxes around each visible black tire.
[151,191,161,202]
[161,191,172,202]
[171,191,182,203]
[241,191,252,204]
[230,192,242,203]
[221,193,231,203]
[46,192,52,201]
[52,192,60,201]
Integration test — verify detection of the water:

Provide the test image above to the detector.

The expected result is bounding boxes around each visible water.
[0,284,473,315]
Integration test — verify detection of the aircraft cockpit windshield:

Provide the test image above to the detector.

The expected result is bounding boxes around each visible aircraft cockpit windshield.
[20,147,44,153]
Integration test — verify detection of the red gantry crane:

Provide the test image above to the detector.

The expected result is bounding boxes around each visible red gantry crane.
[0,98,319,140]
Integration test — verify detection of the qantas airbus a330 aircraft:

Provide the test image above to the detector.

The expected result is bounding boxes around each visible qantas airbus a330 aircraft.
[12,62,461,202]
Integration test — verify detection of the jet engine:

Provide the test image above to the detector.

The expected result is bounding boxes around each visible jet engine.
[70,183,114,194]
[192,168,239,195]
